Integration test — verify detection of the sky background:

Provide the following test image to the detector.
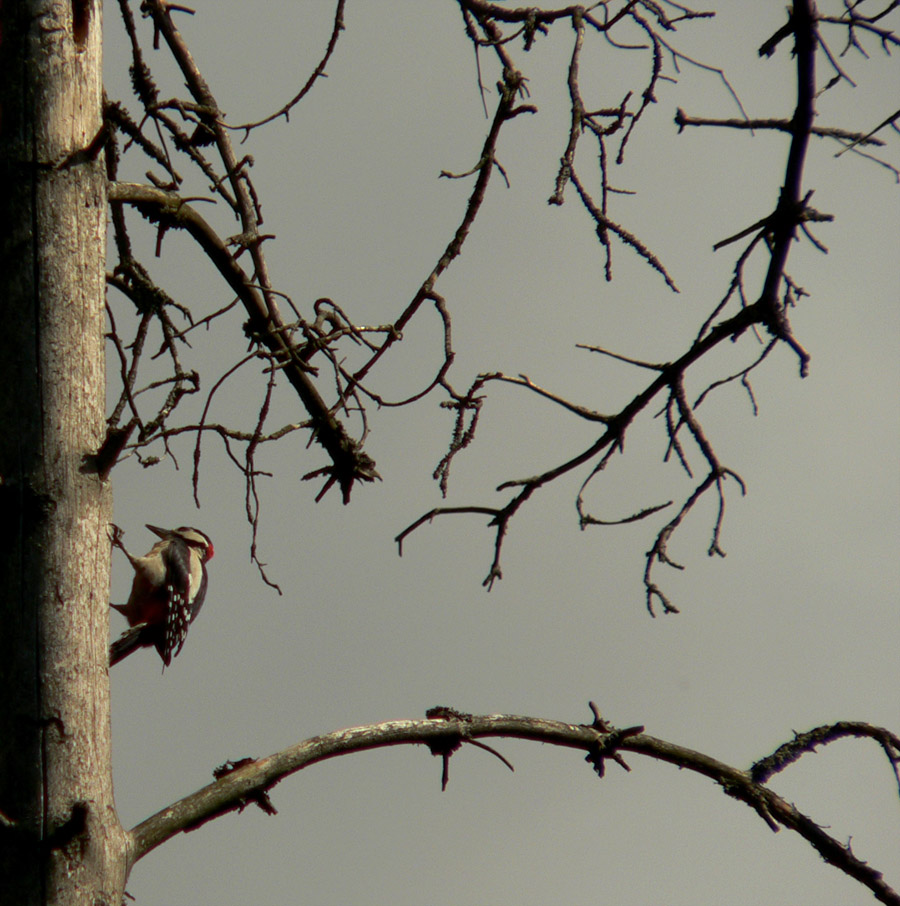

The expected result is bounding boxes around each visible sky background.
[102,2,898,903]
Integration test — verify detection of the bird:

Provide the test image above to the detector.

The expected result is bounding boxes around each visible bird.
[109,524,214,668]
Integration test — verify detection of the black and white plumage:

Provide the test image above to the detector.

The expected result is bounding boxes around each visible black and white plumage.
[110,524,214,667]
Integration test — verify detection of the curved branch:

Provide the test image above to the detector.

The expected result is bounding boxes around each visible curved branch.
[126,711,900,903]
[225,0,347,135]
[479,372,611,422]
[346,65,535,392]
[751,721,900,790]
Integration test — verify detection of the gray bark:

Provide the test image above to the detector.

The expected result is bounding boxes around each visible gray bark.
[0,2,127,903]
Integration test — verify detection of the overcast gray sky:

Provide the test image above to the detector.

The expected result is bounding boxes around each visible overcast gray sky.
[104,2,899,903]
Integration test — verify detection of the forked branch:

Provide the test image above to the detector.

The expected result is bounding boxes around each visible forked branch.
[402,0,899,608]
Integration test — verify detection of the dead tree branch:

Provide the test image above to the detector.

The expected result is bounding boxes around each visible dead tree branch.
[403,1,900,608]
[126,708,900,904]
[108,181,379,502]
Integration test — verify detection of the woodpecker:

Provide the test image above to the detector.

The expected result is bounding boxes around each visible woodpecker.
[110,524,214,668]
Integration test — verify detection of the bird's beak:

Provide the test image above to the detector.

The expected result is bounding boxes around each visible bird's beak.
[146,524,170,539]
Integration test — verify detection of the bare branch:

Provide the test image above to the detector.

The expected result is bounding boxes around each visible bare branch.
[395,506,501,557]
[751,722,900,792]
[570,169,679,291]
[347,64,535,394]
[417,300,761,596]
[479,372,611,422]
[225,0,347,136]
[126,710,900,903]
[402,1,853,605]
[675,107,888,147]
[108,181,379,501]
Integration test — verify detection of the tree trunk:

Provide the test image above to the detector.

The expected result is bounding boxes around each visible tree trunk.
[0,2,127,903]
